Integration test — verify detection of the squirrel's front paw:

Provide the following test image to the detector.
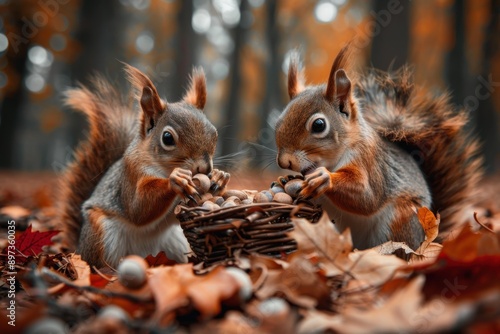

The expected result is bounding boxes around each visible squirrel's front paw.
[299,167,332,199]
[170,168,200,202]
[208,169,230,195]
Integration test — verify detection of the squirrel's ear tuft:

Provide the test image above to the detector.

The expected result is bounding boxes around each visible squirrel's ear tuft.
[123,63,165,136]
[325,43,353,102]
[183,67,207,110]
[288,51,305,100]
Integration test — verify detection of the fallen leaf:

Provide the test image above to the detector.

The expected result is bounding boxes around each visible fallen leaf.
[288,212,352,276]
[4,225,59,263]
[289,212,352,260]
[373,241,416,256]
[145,251,178,267]
[148,264,240,324]
[416,207,440,252]
[255,256,331,309]
[346,248,407,288]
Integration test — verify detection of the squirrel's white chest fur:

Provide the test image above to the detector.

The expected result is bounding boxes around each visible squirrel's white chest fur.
[101,213,190,267]
[317,197,394,249]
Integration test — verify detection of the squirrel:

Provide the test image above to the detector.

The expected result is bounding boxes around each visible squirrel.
[56,64,229,268]
[275,44,483,251]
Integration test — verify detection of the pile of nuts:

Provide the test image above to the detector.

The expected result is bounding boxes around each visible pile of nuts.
[190,174,305,210]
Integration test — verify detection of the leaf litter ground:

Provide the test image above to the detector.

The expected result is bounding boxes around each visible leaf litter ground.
[0,172,500,333]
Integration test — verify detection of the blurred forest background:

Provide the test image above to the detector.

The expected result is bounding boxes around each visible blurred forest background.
[0,0,499,180]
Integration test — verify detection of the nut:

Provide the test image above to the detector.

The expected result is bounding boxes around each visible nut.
[221,200,237,208]
[223,189,248,201]
[192,173,211,193]
[211,196,224,205]
[225,196,242,204]
[284,179,303,197]
[270,185,285,194]
[254,191,273,203]
[117,255,149,289]
[273,192,293,204]
[202,201,220,211]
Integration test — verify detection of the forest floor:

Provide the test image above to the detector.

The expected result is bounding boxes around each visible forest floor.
[0,170,499,333]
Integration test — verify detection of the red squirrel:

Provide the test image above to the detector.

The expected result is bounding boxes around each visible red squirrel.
[57,65,229,268]
[275,45,483,250]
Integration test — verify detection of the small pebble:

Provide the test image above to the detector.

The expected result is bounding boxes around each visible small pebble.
[117,255,148,289]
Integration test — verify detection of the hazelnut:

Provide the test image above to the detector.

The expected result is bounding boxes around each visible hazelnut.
[192,173,211,193]
[273,192,293,204]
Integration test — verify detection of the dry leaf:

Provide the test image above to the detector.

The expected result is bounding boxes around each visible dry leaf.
[416,207,440,252]
[288,212,352,276]
[148,264,240,324]
[255,257,331,309]
[373,241,416,256]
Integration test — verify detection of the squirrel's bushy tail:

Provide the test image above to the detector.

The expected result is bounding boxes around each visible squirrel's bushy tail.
[57,77,136,250]
[357,68,483,238]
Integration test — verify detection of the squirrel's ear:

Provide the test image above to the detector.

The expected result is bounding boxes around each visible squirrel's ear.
[183,67,207,110]
[334,69,352,100]
[124,63,164,135]
[288,51,305,99]
[325,43,353,103]
[140,86,163,121]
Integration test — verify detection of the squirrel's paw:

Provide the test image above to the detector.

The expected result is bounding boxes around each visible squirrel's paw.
[299,167,332,199]
[170,168,200,203]
[275,174,301,188]
[208,169,230,195]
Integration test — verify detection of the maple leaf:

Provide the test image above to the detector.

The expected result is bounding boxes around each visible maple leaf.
[5,225,59,263]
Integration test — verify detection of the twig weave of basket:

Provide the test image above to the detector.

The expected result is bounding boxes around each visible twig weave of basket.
[176,202,322,265]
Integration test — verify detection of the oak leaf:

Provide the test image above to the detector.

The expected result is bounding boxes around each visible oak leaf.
[148,264,240,324]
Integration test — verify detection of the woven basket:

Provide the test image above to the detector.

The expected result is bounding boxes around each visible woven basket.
[175,200,322,265]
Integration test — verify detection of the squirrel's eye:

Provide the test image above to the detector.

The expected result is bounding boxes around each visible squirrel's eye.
[311,118,326,133]
[162,131,175,146]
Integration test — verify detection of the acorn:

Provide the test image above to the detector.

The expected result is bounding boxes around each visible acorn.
[202,201,220,211]
[225,196,242,204]
[270,185,285,194]
[241,198,253,205]
[222,189,248,201]
[211,196,224,206]
[221,200,237,208]
[254,190,273,203]
[273,192,293,204]
[225,267,253,302]
[284,179,303,197]
[117,255,149,289]
[98,305,130,322]
[192,173,211,193]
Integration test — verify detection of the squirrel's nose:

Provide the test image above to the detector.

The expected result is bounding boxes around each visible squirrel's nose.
[193,156,212,175]
[277,154,292,170]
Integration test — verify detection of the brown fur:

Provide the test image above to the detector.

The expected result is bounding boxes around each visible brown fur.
[58,64,219,263]
[277,43,482,250]
[357,67,483,237]
[183,67,207,110]
[287,51,306,99]
[57,76,136,250]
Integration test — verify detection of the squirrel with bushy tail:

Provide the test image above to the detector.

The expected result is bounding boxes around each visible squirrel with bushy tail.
[275,43,483,250]
[56,64,229,268]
